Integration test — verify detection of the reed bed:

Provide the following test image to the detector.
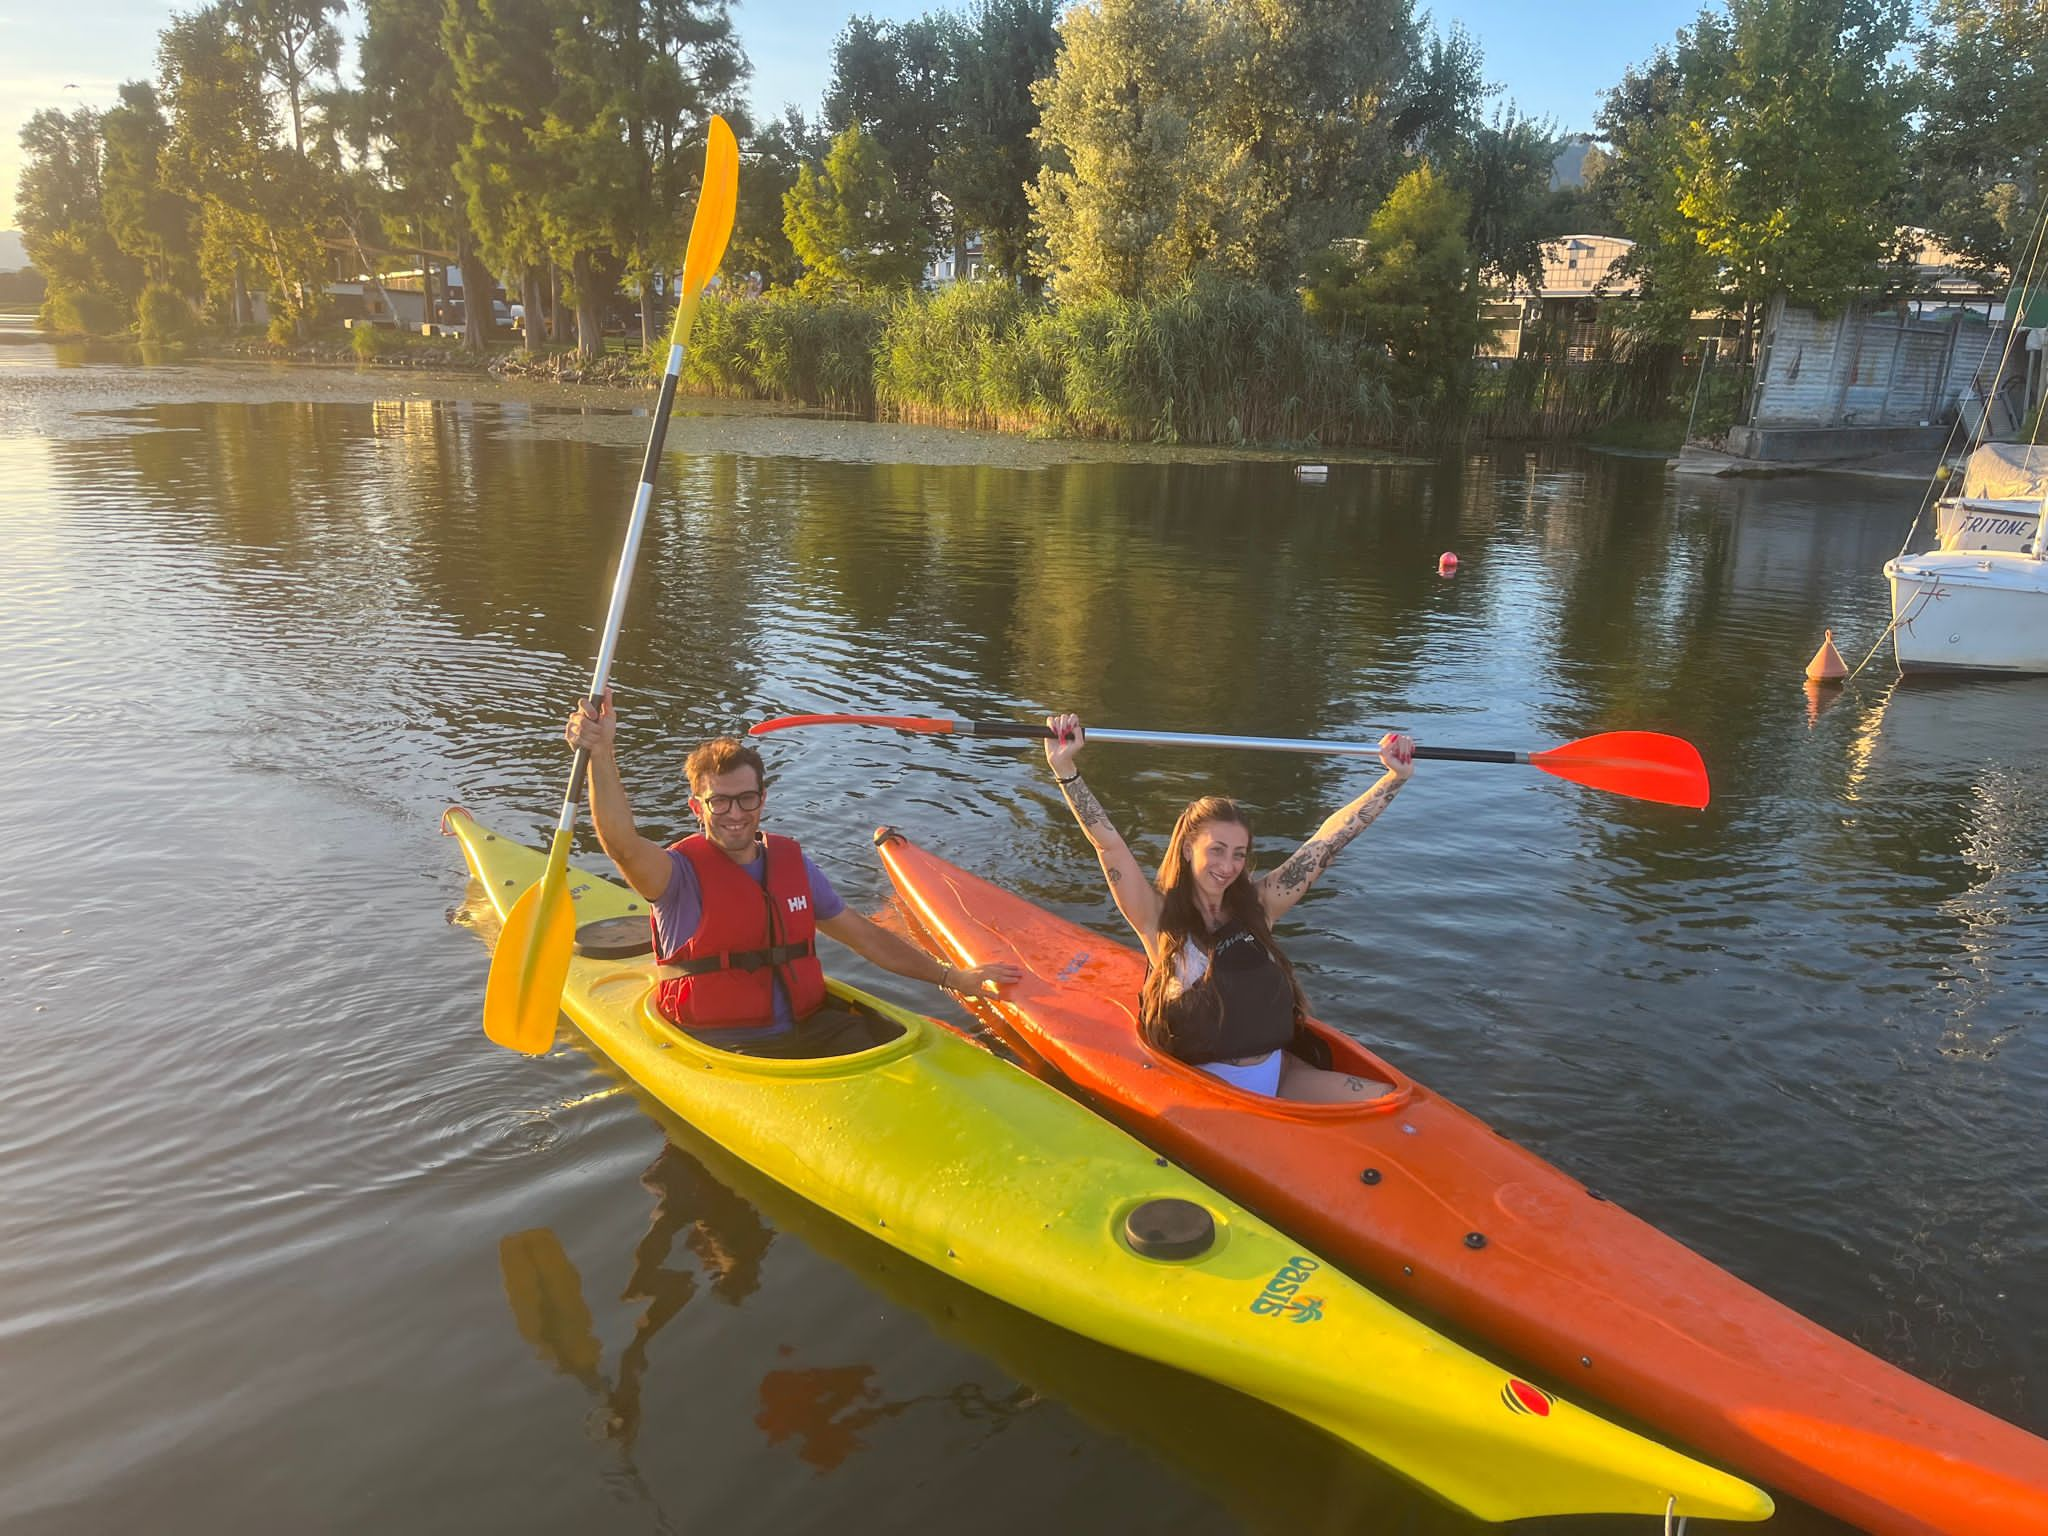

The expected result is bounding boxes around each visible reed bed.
[678,284,1701,448]
[1469,325,1685,440]
[681,289,890,414]
[681,280,1390,447]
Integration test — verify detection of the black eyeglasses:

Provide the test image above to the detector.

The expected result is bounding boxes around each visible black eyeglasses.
[696,790,763,813]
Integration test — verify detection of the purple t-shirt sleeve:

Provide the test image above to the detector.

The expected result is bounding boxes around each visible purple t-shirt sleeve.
[653,845,844,954]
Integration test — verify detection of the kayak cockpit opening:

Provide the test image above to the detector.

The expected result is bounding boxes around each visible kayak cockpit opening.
[1136,1018,1409,1112]
[637,988,916,1070]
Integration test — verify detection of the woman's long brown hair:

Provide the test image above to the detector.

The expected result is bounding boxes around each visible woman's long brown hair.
[1138,796,1310,1042]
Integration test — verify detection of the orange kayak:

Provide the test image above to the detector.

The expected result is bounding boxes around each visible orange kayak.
[877,827,2048,1536]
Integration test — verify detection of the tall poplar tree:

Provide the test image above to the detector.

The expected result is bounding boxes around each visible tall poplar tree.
[159,6,270,327]
[1028,0,1248,298]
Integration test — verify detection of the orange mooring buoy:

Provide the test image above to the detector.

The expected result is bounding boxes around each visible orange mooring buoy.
[1438,551,1459,577]
[1805,629,1847,683]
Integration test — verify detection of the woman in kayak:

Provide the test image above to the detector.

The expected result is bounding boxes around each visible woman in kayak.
[1044,713,1412,1102]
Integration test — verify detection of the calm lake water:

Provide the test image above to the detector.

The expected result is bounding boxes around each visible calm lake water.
[2,326,2042,1534]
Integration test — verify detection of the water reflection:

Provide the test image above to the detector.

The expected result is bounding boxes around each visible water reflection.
[508,1100,1488,1534]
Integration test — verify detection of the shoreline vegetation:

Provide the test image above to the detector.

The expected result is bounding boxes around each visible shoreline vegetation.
[22,280,1699,452]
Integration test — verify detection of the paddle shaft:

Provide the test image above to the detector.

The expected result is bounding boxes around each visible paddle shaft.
[951,720,1525,766]
[551,294,705,839]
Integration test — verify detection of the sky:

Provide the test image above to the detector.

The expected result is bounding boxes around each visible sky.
[1,0,1700,243]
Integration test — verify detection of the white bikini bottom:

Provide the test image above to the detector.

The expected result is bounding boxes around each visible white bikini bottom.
[1199,1050,1282,1097]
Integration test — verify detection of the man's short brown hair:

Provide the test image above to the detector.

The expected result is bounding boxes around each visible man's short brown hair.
[685,736,767,795]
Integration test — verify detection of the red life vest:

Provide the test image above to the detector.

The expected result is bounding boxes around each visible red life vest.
[651,833,826,1028]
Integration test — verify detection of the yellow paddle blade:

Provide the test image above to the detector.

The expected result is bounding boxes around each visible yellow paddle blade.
[483,831,577,1054]
[671,115,738,345]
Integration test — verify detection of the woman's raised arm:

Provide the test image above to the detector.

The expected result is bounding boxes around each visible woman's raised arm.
[1045,713,1162,948]
[1259,731,1414,924]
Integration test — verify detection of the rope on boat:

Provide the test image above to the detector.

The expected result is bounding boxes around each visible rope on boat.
[1663,1494,1688,1535]
[1844,575,1941,683]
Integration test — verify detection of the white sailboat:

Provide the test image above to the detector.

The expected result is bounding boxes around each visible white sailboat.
[1884,442,2048,673]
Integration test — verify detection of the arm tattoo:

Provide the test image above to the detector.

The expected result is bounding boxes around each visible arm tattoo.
[1267,780,1403,900]
[1268,837,1336,897]
[1060,775,1117,847]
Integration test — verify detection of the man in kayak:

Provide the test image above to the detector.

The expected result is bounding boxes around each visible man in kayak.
[1044,712,1410,1101]
[566,692,1018,1056]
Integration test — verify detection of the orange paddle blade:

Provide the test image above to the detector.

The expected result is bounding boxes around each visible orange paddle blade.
[483,831,577,1053]
[750,713,958,737]
[1529,731,1710,809]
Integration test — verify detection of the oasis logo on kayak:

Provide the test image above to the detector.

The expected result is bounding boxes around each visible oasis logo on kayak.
[1250,1257,1324,1323]
[1500,1379,1553,1417]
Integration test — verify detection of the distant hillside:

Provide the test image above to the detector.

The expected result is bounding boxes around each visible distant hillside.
[1550,139,1592,190]
[0,230,27,272]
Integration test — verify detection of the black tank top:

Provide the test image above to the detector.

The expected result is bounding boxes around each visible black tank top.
[1146,920,1299,1065]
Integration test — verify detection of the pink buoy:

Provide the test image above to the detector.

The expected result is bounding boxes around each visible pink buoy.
[1437,551,1459,577]
[1805,629,1846,683]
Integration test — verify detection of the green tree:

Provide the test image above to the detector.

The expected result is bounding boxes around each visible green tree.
[1393,24,1485,158]
[1912,0,2047,277]
[1388,27,1564,289]
[783,123,925,290]
[101,82,201,301]
[226,0,344,155]
[533,0,638,355]
[159,2,334,338]
[359,0,502,350]
[16,107,132,331]
[730,109,818,290]
[1213,0,1414,286]
[1591,54,1718,333]
[1028,0,1251,298]
[1599,0,1914,333]
[945,0,1059,287]
[1030,0,1413,298]
[824,13,961,261]
[613,0,750,348]
[1452,106,1566,291]
[447,0,560,349]
[1304,162,1480,424]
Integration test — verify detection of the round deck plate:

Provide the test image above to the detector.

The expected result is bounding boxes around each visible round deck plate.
[1124,1197,1216,1260]
[574,915,653,959]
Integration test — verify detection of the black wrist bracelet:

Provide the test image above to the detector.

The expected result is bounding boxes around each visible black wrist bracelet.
[1055,771,1081,785]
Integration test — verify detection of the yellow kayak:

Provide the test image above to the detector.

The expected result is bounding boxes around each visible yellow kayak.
[446,808,1771,1525]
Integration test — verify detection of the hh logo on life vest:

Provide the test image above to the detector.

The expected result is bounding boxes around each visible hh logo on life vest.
[786,895,808,913]
[1249,1257,1325,1323]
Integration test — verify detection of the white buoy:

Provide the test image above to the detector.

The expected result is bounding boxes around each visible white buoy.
[1294,464,1329,482]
